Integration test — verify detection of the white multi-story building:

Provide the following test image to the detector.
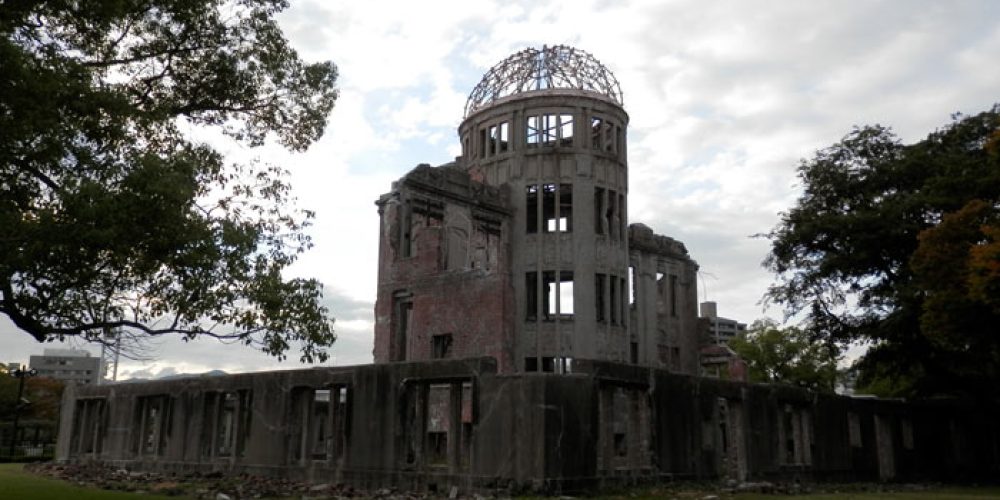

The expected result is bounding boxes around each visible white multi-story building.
[29,348,102,385]
[700,301,747,344]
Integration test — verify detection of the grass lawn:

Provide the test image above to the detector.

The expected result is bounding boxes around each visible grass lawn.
[545,484,1000,500]
[3,463,999,499]
[0,463,182,500]
[733,489,1000,500]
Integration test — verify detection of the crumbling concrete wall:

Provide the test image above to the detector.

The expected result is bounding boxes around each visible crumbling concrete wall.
[628,223,701,375]
[373,165,515,371]
[57,358,1000,494]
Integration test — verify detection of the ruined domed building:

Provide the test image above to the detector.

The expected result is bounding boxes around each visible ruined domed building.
[55,47,999,494]
[373,46,700,375]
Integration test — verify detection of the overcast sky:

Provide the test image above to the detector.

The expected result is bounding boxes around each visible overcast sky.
[3,0,1000,380]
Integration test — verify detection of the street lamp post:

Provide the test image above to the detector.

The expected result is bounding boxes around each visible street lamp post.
[9,366,37,458]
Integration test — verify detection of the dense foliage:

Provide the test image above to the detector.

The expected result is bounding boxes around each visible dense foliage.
[0,1,339,361]
[727,319,840,392]
[764,106,1000,398]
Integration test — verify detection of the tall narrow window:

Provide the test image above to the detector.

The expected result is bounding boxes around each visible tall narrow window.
[559,114,573,146]
[630,342,638,364]
[669,275,678,317]
[591,117,615,152]
[591,117,603,150]
[525,272,538,320]
[604,120,616,153]
[488,124,498,156]
[392,292,413,361]
[606,190,617,241]
[527,116,540,147]
[620,277,627,324]
[479,128,487,158]
[498,122,509,152]
[526,185,538,233]
[542,114,558,146]
[594,187,605,235]
[561,272,575,315]
[609,275,618,325]
[542,184,557,231]
[559,184,572,232]
[596,273,606,323]
[628,266,636,307]
[399,202,414,258]
[618,193,626,237]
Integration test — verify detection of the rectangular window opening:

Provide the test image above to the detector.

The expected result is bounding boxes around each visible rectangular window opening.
[619,277,627,325]
[542,114,558,146]
[499,122,509,152]
[392,292,413,362]
[609,275,618,325]
[527,116,540,147]
[591,117,604,150]
[596,273,606,323]
[543,270,574,318]
[311,389,330,460]
[628,266,636,307]
[488,125,498,156]
[526,272,538,321]
[559,114,573,146]
[542,184,569,233]
[630,342,638,364]
[604,120,616,153]
[431,333,453,359]
[526,185,539,234]
[848,412,862,448]
[541,356,555,373]
[670,275,678,317]
[606,190,618,240]
[594,187,605,235]
[618,193,626,238]
[525,357,539,372]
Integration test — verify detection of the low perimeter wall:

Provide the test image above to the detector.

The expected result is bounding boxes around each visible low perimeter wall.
[56,358,999,494]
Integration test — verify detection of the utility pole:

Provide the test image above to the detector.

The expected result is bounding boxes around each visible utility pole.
[9,365,37,458]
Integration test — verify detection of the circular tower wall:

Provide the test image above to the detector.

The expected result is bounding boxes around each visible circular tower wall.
[458,46,632,371]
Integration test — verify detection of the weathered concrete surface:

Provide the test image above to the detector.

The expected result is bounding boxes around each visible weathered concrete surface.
[57,357,1000,494]
[374,87,702,376]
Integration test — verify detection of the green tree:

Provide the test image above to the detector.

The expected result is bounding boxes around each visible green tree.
[1,2,338,361]
[727,319,840,392]
[0,376,65,423]
[764,106,1000,398]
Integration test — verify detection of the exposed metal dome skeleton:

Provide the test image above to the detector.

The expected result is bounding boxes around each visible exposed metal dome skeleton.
[464,45,623,118]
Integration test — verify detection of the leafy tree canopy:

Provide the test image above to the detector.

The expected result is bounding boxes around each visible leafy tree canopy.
[727,319,841,393]
[764,106,1000,399]
[0,375,65,423]
[1,1,339,361]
